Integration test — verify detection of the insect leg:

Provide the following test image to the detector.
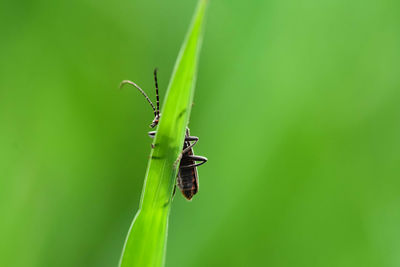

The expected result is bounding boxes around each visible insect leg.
[148,131,157,148]
[148,131,156,138]
[184,135,198,141]
[179,155,208,169]
[173,136,199,167]
[173,128,203,168]
[181,135,199,155]
[173,155,183,169]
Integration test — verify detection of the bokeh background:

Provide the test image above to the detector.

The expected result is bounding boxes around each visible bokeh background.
[1,0,400,266]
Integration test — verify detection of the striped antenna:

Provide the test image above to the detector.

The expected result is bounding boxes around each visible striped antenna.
[120,80,157,116]
[153,68,160,116]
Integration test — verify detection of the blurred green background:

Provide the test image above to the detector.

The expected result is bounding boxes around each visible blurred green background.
[1,0,400,266]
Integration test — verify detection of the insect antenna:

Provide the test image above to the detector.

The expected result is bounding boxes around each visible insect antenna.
[153,68,160,116]
[120,80,157,117]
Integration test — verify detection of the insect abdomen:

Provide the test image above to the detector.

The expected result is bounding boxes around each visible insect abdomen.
[177,143,199,200]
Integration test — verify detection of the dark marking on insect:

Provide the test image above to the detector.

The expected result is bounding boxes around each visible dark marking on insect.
[120,68,207,200]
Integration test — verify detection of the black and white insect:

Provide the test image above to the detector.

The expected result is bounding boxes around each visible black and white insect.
[120,68,207,200]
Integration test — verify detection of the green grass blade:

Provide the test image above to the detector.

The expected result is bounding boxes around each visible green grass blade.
[119,1,208,266]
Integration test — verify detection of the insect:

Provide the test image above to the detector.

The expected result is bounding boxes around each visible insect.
[120,68,207,200]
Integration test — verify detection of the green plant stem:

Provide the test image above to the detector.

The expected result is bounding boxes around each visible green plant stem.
[119,1,208,266]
